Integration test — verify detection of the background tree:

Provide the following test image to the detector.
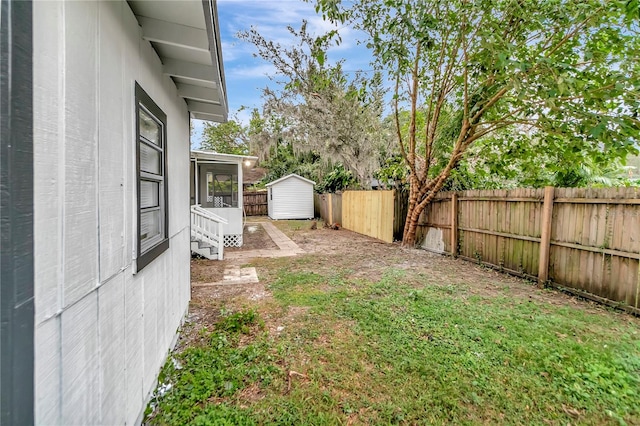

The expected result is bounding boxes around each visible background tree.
[199,116,249,155]
[239,22,392,187]
[316,0,640,246]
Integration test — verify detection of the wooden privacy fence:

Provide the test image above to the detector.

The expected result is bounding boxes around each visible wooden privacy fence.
[314,193,343,225]
[418,187,640,314]
[243,191,268,216]
[342,191,395,243]
[316,190,407,243]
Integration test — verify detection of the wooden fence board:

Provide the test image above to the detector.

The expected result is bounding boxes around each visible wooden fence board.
[394,188,409,241]
[342,190,394,243]
[419,187,639,313]
[318,187,640,312]
[244,191,268,216]
[332,193,342,225]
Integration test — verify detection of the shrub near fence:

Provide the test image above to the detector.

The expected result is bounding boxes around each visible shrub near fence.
[419,187,640,314]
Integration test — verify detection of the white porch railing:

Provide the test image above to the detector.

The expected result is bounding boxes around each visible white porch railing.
[190,204,228,260]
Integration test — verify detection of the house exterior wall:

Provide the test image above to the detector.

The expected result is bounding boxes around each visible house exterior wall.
[269,177,315,220]
[33,1,191,424]
[206,207,244,236]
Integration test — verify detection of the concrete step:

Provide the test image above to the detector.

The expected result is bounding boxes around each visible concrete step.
[190,240,219,260]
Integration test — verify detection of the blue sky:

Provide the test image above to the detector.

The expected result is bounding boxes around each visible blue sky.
[192,0,375,145]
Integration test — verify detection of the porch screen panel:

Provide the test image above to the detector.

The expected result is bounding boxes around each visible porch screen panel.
[200,163,238,208]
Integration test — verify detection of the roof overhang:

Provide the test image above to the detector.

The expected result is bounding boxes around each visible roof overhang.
[191,150,258,165]
[127,0,228,122]
[266,173,316,187]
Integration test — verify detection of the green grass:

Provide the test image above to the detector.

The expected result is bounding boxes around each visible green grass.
[147,265,640,425]
[271,219,316,237]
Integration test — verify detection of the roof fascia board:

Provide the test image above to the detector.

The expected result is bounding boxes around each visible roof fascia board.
[201,0,228,121]
[191,150,258,162]
[266,173,316,187]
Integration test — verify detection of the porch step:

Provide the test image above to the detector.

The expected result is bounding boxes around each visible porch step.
[191,239,218,260]
[190,204,226,260]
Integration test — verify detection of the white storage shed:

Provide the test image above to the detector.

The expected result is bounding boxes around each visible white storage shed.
[266,174,316,220]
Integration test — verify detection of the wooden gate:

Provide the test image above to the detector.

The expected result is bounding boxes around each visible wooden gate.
[243,191,268,216]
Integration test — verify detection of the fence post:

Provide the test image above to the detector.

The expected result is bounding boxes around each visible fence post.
[328,193,333,225]
[538,186,555,288]
[450,193,458,257]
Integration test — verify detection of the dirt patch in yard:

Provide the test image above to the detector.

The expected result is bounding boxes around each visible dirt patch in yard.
[192,219,629,319]
[191,223,277,283]
[266,220,621,315]
[226,223,278,252]
[190,258,227,284]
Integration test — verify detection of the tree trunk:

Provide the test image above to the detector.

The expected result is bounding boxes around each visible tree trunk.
[402,176,420,243]
[402,197,428,247]
[401,161,461,246]
[401,125,470,247]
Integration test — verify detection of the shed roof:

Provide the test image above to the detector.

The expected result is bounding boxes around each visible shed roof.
[127,0,228,122]
[266,173,316,187]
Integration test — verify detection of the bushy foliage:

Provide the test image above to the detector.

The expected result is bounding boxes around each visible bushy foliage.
[199,118,249,155]
[315,0,639,244]
[315,164,358,193]
[239,22,392,186]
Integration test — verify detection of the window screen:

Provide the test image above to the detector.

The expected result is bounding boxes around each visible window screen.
[135,83,168,271]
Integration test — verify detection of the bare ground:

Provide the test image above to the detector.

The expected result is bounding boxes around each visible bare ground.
[187,219,638,336]
[191,222,277,284]
[226,222,278,252]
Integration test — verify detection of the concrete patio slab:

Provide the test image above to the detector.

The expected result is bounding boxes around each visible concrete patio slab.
[192,266,259,287]
[192,221,304,286]
[224,221,304,261]
[257,222,304,252]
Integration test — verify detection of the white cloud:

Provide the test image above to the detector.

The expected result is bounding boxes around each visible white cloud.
[215,0,379,115]
[220,41,250,62]
[220,0,341,42]
[228,63,278,79]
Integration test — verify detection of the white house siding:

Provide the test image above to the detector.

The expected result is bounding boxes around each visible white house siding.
[207,207,244,236]
[269,177,315,219]
[33,2,191,424]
